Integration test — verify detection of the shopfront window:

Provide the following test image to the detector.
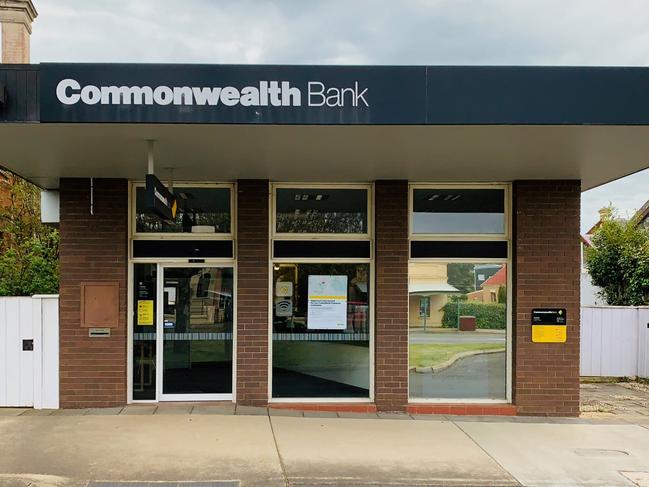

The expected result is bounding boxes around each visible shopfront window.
[135,186,231,234]
[275,187,368,234]
[272,263,370,398]
[408,262,508,400]
[412,188,505,235]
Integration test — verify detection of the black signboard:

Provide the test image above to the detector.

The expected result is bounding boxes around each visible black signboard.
[531,308,567,325]
[40,63,426,124]
[36,63,649,125]
[145,174,177,221]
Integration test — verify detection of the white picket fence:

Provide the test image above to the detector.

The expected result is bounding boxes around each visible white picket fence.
[580,306,649,378]
[0,295,59,409]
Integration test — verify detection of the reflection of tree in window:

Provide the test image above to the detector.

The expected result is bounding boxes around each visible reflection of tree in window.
[447,263,476,293]
[275,189,367,234]
[276,211,366,233]
[135,187,231,233]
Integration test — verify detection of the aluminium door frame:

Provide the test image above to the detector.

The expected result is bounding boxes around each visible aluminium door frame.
[156,261,236,402]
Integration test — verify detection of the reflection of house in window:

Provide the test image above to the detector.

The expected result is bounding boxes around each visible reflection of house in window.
[467,265,506,303]
[408,263,460,328]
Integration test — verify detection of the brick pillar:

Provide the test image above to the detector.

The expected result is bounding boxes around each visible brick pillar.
[374,180,409,411]
[513,180,581,416]
[236,180,269,406]
[0,0,37,64]
[59,178,128,408]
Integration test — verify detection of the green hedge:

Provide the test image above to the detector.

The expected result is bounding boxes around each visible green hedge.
[441,301,506,329]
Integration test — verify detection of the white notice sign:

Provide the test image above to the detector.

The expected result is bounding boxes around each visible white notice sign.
[307,275,348,330]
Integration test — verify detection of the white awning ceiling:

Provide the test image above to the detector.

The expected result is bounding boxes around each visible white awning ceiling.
[0,123,648,190]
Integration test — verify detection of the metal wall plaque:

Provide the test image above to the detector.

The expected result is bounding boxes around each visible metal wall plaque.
[532,308,567,343]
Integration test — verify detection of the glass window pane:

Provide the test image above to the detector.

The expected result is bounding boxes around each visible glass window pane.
[162,267,233,395]
[272,263,370,398]
[136,186,231,233]
[276,188,368,234]
[409,262,507,400]
[412,188,505,234]
[133,263,157,400]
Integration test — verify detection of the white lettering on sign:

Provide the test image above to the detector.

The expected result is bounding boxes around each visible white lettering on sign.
[154,187,168,207]
[55,79,369,108]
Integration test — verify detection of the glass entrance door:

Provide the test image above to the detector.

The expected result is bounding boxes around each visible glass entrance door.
[158,265,234,400]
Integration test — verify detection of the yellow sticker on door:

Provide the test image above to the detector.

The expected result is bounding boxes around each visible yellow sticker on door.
[137,300,154,326]
[532,325,566,343]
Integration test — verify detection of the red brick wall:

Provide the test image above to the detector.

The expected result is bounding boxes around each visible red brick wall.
[235,180,269,406]
[513,180,581,416]
[59,178,128,408]
[374,180,409,411]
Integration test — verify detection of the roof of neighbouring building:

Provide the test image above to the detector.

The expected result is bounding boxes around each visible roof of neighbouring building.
[633,198,649,226]
[481,266,507,287]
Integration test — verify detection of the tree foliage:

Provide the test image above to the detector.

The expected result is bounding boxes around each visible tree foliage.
[585,206,649,306]
[447,263,475,294]
[0,170,59,296]
[497,284,507,304]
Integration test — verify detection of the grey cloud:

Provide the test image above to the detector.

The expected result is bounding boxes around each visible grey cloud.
[31,0,649,65]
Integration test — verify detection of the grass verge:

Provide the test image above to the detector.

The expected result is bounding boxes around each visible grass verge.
[409,343,504,368]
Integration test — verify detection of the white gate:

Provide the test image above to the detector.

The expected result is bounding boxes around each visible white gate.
[580,306,649,379]
[0,295,59,409]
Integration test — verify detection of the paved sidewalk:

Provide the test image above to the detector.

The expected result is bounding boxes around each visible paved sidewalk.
[2,406,649,486]
[581,382,649,422]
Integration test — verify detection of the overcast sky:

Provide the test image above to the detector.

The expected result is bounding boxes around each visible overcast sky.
[29,0,649,232]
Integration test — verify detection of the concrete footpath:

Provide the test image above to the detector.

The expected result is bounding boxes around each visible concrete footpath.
[1,407,649,487]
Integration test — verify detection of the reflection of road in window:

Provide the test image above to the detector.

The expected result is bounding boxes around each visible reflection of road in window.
[408,262,507,400]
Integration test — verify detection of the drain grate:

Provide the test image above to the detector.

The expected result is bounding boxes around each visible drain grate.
[88,482,239,487]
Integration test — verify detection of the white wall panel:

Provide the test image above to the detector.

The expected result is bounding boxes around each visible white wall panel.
[39,296,60,408]
[638,309,649,379]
